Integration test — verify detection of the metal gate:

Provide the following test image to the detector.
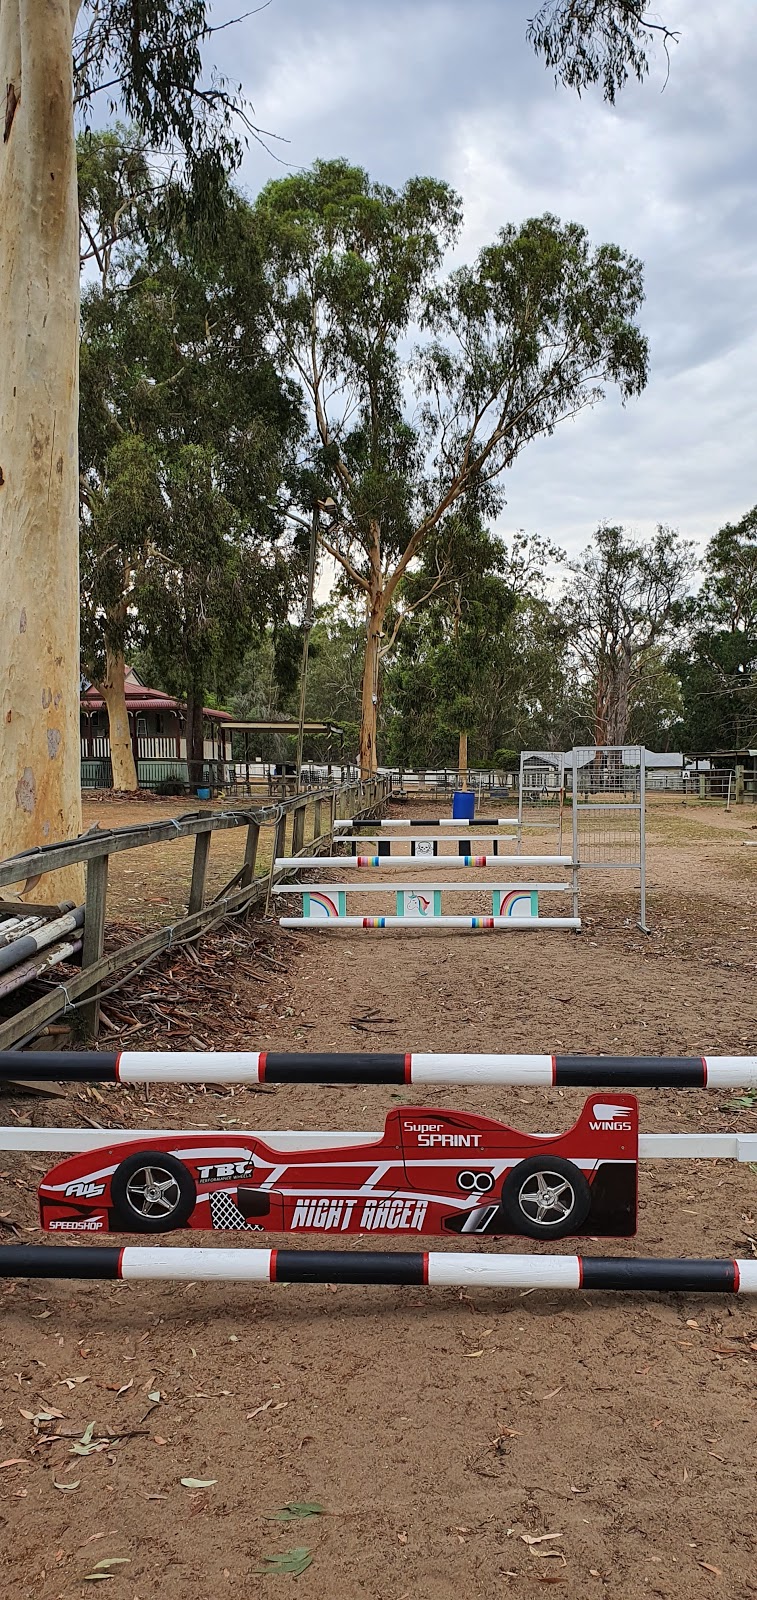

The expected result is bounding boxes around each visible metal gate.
[517,751,566,851]
[569,745,647,930]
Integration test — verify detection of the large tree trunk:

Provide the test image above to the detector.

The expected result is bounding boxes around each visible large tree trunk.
[96,649,138,791]
[458,731,468,786]
[609,644,633,746]
[0,1,84,901]
[185,686,205,788]
[358,590,385,778]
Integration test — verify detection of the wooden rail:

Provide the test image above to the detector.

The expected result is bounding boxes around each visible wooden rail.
[0,777,389,1052]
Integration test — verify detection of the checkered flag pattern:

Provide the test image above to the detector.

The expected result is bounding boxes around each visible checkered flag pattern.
[209,1190,264,1231]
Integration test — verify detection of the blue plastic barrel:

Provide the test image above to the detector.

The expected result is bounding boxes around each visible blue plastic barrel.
[452,789,475,821]
[196,787,211,801]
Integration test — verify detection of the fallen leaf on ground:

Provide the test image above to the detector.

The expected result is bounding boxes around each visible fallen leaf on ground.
[53,1480,81,1492]
[264,1502,325,1521]
[699,1563,723,1576]
[246,1399,274,1419]
[253,1548,312,1576]
[180,1477,216,1489]
[522,1534,563,1546]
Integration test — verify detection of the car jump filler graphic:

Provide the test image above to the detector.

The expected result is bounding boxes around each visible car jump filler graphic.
[37,1095,638,1241]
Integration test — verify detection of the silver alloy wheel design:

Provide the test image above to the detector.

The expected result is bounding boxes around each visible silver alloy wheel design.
[125,1165,182,1219]
[517,1169,576,1226]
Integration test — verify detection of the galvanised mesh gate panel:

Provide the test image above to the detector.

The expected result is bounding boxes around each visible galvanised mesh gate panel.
[570,745,647,929]
[517,751,566,852]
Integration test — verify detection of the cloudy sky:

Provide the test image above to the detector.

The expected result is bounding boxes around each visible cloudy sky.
[209,0,756,563]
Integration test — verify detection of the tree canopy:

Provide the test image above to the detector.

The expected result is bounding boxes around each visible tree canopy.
[79,132,304,784]
[254,157,649,773]
[675,508,757,751]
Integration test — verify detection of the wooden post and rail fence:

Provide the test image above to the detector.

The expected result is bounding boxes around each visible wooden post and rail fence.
[0,777,389,1052]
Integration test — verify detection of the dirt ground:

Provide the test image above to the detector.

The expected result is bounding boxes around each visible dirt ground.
[1,795,757,1600]
[76,793,323,928]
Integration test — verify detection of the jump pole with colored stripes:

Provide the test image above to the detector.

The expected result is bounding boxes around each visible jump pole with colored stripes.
[1,1051,755,1087]
[280,916,582,930]
[276,854,570,869]
[0,1245,755,1293]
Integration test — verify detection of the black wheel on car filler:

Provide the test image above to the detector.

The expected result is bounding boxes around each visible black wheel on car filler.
[110,1151,196,1233]
[500,1156,591,1240]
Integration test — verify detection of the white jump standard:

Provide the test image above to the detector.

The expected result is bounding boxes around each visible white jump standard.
[1,1245,756,1294]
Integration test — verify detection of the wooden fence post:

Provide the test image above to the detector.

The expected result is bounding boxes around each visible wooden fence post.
[240,820,260,888]
[274,810,288,863]
[79,853,109,1040]
[188,831,212,914]
[292,802,306,854]
[314,798,323,841]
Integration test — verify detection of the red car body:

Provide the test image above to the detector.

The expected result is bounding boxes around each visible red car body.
[38,1096,638,1240]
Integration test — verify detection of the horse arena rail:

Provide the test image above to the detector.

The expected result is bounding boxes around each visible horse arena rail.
[0,1245,756,1293]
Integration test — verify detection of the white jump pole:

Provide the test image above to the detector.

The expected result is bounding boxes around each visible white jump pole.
[4,1126,757,1161]
[279,915,581,930]
[272,881,570,894]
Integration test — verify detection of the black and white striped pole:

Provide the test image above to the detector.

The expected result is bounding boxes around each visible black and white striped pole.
[1,1050,755,1088]
[0,1245,755,1293]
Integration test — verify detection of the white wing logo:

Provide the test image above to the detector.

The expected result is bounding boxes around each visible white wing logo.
[591,1103,633,1122]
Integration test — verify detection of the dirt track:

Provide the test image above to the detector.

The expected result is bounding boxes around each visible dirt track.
[1,797,756,1599]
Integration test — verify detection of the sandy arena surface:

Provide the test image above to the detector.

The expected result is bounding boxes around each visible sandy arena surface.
[1,796,756,1599]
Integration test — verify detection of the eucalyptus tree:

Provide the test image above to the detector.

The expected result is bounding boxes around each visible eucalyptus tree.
[560,523,695,746]
[383,527,570,768]
[0,0,674,879]
[79,158,303,788]
[676,508,757,750]
[255,159,649,773]
[0,2,263,889]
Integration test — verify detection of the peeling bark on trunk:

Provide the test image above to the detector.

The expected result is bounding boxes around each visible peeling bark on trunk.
[357,522,385,779]
[95,650,138,791]
[458,731,468,785]
[594,644,633,748]
[359,590,385,778]
[0,1,84,900]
